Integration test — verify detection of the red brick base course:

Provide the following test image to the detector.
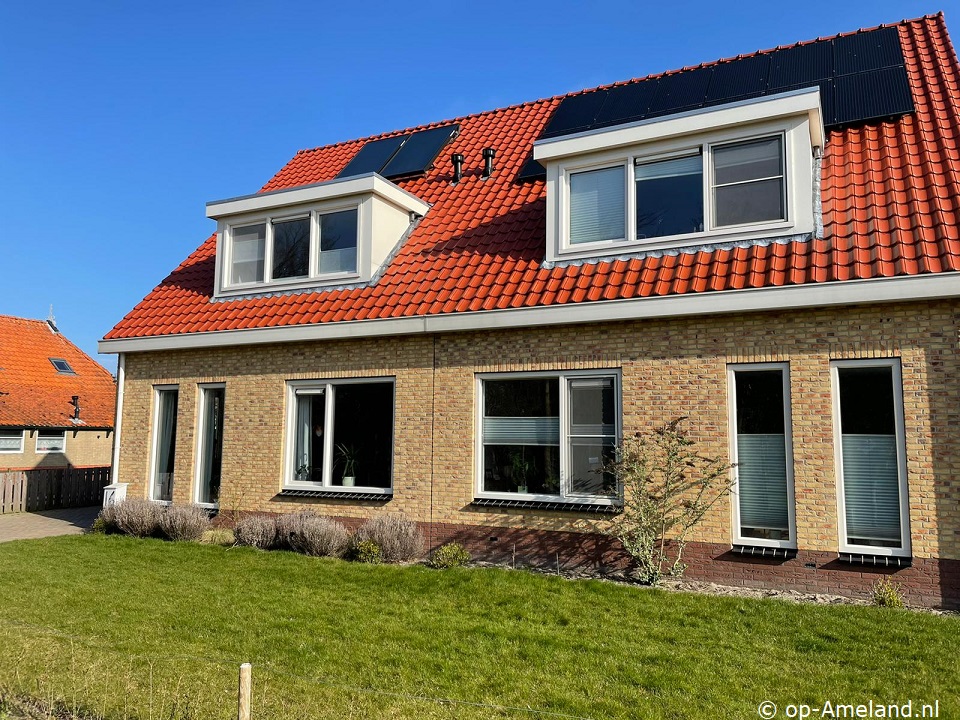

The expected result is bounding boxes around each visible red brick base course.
[218,510,959,610]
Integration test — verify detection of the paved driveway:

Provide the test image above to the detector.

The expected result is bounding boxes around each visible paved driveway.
[0,507,100,542]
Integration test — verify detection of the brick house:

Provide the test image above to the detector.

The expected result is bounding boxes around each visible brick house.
[0,315,115,470]
[101,15,959,607]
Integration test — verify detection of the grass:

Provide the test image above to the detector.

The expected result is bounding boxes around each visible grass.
[0,535,956,719]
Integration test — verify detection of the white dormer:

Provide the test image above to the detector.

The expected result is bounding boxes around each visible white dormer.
[534,88,825,263]
[207,173,430,298]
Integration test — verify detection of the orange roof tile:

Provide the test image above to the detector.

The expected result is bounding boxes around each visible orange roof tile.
[0,316,116,428]
[105,14,960,343]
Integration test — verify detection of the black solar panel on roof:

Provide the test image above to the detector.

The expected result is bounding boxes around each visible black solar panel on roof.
[516,153,546,182]
[528,25,914,174]
[832,65,914,126]
[336,134,408,179]
[380,124,459,179]
[834,26,904,75]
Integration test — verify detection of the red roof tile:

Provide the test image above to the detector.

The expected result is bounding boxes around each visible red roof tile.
[0,316,116,428]
[105,15,960,343]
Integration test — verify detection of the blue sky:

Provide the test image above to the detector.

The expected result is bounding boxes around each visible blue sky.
[0,0,945,370]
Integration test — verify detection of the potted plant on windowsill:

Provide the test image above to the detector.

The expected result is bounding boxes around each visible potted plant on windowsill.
[336,443,360,487]
[509,448,532,494]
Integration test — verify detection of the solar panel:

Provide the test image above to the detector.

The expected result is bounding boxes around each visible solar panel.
[767,41,834,89]
[381,124,460,179]
[336,134,408,179]
[832,65,914,126]
[516,153,546,182]
[646,66,714,116]
[540,91,608,139]
[704,55,771,103]
[834,26,904,76]
[592,82,658,130]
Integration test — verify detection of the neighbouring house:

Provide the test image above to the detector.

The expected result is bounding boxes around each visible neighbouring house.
[0,315,116,471]
[101,15,959,608]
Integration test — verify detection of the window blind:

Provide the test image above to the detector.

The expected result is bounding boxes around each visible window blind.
[842,434,901,543]
[736,434,789,531]
[569,166,625,244]
[483,417,560,445]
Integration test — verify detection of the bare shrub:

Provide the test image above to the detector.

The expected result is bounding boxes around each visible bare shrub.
[158,504,211,542]
[355,513,424,563]
[111,499,163,538]
[95,503,121,534]
[234,514,279,550]
[287,513,351,558]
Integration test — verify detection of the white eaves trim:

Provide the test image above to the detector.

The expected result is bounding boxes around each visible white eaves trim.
[98,272,959,354]
[534,87,824,162]
[206,173,431,219]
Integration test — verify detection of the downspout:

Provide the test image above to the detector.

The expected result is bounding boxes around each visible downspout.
[110,353,125,485]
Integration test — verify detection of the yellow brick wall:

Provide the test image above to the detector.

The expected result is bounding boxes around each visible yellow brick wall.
[0,428,113,470]
[117,299,960,560]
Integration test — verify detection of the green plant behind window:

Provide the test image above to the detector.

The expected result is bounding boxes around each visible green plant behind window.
[603,417,732,585]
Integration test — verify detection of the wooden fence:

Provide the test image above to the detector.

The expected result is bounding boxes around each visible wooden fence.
[0,466,111,514]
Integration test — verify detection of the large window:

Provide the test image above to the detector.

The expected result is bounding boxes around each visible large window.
[478,372,619,502]
[567,134,785,250]
[728,364,795,547]
[0,429,23,453]
[151,386,179,502]
[226,208,358,289]
[36,429,66,453]
[832,360,910,555]
[195,385,225,506]
[286,379,394,492]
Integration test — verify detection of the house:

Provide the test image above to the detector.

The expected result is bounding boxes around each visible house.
[0,315,116,470]
[101,14,959,608]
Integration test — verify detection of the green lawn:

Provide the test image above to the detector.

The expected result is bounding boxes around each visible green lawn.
[0,535,955,720]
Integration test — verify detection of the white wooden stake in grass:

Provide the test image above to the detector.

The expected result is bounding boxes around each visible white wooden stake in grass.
[238,663,252,720]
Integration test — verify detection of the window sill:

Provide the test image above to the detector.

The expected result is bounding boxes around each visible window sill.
[732,544,798,560]
[838,552,912,568]
[277,488,393,502]
[470,498,621,514]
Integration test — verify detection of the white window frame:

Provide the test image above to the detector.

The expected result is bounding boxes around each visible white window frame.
[283,377,395,495]
[474,369,622,506]
[35,429,66,454]
[0,429,24,454]
[222,202,362,292]
[149,384,179,505]
[556,126,795,258]
[193,383,226,508]
[831,358,911,557]
[537,89,822,263]
[727,362,797,549]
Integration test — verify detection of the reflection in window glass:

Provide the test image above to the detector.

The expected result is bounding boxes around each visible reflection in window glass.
[635,154,703,238]
[272,218,310,279]
[569,166,625,244]
[713,137,784,227]
[319,210,358,274]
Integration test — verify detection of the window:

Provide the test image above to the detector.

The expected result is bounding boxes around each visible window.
[36,429,65,453]
[151,386,179,502]
[227,208,358,289]
[209,174,430,297]
[536,89,821,261]
[832,360,910,555]
[0,429,23,453]
[49,358,75,374]
[567,135,785,248]
[477,371,620,502]
[728,364,795,547]
[286,379,394,492]
[195,385,225,506]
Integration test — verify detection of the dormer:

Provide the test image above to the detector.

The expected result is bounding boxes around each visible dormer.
[207,173,430,298]
[535,88,824,263]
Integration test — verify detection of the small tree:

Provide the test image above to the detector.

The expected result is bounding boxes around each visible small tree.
[604,417,733,585]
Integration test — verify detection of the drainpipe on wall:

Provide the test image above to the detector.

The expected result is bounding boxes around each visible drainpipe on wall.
[110,353,125,485]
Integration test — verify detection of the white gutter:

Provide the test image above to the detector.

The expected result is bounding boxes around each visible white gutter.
[110,353,125,484]
[98,272,960,354]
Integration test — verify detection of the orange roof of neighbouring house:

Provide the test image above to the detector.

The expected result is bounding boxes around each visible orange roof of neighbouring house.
[0,316,116,428]
[104,14,960,342]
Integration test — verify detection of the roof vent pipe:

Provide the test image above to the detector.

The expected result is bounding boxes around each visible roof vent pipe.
[451,153,464,184]
[71,395,81,420]
[482,148,496,178]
